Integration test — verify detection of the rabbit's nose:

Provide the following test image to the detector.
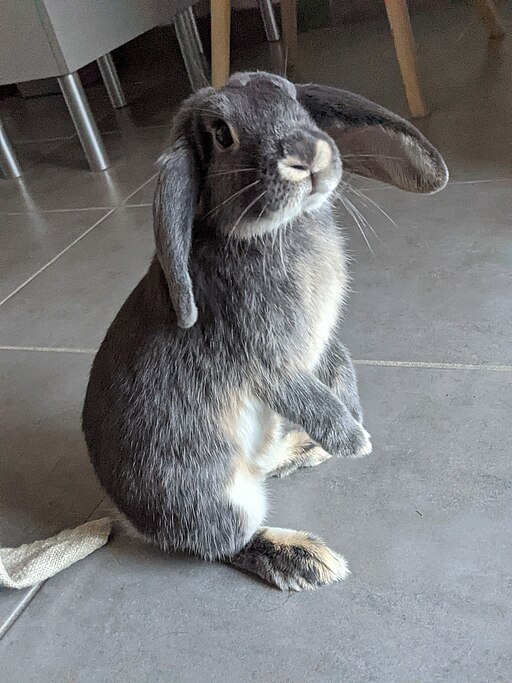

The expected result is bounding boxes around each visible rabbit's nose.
[278,138,332,184]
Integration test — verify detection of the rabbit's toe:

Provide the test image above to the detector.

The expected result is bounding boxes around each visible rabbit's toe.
[352,425,372,458]
[270,438,331,478]
[333,419,372,458]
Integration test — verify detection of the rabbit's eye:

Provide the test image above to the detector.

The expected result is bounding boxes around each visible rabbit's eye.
[213,121,235,150]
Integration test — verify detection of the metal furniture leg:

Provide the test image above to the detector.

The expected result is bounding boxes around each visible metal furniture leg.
[58,72,109,171]
[258,0,280,41]
[0,120,22,178]
[175,7,209,91]
[97,53,128,108]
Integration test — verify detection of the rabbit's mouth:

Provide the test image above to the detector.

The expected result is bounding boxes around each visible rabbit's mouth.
[233,182,336,239]
[303,183,338,211]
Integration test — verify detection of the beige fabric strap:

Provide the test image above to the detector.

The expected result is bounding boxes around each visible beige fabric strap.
[0,517,113,589]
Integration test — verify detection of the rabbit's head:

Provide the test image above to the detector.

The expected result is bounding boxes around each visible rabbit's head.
[154,72,448,328]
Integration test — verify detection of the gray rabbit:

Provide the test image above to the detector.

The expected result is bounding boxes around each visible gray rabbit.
[82,72,447,590]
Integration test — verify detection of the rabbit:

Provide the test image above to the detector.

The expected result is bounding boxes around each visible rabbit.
[82,72,448,591]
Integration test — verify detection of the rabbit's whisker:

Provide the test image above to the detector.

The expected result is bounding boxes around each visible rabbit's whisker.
[335,190,376,256]
[190,108,225,117]
[229,189,268,240]
[256,201,269,223]
[206,168,258,178]
[336,187,381,242]
[255,204,269,283]
[270,221,278,256]
[342,153,401,161]
[203,180,261,219]
[278,222,287,274]
[455,16,476,44]
[346,193,381,243]
[344,183,397,230]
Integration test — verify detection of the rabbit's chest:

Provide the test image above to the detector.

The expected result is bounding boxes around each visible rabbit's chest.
[297,242,348,369]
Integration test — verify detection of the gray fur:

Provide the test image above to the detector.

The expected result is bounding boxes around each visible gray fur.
[82,72,447,586]
[154,141,199,328]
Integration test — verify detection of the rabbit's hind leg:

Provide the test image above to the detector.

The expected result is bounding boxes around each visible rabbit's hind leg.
[230,527,349,591]
[224,431,347,591]
[225,457,268,546]
[225,462,348,591]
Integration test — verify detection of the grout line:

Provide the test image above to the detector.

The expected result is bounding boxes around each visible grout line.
[4,175,509,215]
[0,171,157,218]
[0,345,511,373]
[13,133,76,145]
[0,496,107,641]
[0,208,116,308]
[118,176,512,209]
[0,345,96,354]
[122,171,158,204]
[0,206,114,216]
[101,123,171,136]
[0,168,160,307]
[353,359,512,372]
[12,119,170,144]
[448,178,512,185]
[102,129,125,136]
[10,111,112,146]
[123,202,152,208]
[361,178,512,194]
[0,584,44,640]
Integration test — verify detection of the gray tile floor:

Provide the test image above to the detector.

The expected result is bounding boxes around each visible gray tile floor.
[1,6,511,682]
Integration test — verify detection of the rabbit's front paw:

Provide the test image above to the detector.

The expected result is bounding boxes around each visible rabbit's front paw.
[351,423,372,458]
[332,417,372,458]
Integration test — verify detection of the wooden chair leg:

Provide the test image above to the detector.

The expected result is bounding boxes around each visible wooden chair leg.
[384,0,428,118]
[280,0,298,74]
[474,0,506,38]
[211,0,231,87]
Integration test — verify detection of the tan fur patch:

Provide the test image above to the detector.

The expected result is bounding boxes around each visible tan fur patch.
[258,527,350,588]
[278,156,311,183]
[219,391,269,463]
[312,139,332,173]
[219,390,285,539]
[267,429,331,477]
[219,389,283,472]
[294,242,348,370]
[281,429,312,453]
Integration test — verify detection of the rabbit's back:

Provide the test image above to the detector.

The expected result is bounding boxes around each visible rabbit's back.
[83,261,248,551]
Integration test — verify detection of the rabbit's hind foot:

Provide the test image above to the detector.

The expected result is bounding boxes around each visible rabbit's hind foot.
[230,527,349,591]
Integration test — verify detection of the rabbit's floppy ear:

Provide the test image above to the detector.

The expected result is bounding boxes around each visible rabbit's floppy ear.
[297,84,448,193]
[153,136,200,329]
